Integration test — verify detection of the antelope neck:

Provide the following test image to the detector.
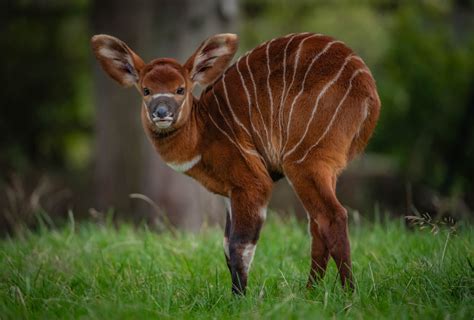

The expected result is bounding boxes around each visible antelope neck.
[151,98,204,165]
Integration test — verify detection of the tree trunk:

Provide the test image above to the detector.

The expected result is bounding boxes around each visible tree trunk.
[91,0,238,229]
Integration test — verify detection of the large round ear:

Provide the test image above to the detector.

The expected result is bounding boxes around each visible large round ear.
[91,35,145,87]
[184,33,239,88]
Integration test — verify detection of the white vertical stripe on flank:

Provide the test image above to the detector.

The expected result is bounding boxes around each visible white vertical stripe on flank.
[210,91,263,160]
[207,111,251,161]
[295,68,370,164]
[358,97,370,136]
[212,89,237,135]
[281,34,320,110]
[280,34,321,157]
[283,54,357,160]
[212,90,247,153]
[278,34,299,154]
[236,57,268,155]
[222,73,252,137]
[350,55,372,75]
[246,53,273,155]
[282,40,342,154]
[265,39,276,162]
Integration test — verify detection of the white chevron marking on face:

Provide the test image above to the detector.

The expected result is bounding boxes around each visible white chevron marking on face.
[152,93,174,99]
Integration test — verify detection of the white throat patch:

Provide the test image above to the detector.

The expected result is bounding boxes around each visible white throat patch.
[166,154,201,173]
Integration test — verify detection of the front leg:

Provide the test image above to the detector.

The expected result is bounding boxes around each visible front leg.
[228,187,270,295]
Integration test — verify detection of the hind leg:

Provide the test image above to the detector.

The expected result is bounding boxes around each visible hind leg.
[307,217,330,287]
[285,161,353,288]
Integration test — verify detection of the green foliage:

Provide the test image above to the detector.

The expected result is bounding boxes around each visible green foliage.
[241,1,474,195]
[0,216,472,319]
[376,3,474,193]
[0,1,92,174]
[1,0,473,215]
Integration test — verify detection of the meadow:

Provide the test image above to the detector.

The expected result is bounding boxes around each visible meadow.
[0,214,472,319]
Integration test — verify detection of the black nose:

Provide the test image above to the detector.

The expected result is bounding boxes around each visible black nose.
[153,106,168,119]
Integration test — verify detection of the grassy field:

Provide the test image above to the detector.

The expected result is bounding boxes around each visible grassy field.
[0,215,473,319]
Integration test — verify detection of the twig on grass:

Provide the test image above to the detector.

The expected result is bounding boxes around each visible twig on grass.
[129,193,177,236]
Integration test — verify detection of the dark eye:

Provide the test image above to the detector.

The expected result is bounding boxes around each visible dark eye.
[143,88,150,96]
[176,87,185,95]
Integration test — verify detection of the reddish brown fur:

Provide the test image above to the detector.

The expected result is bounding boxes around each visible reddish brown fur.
[92,32,381,294]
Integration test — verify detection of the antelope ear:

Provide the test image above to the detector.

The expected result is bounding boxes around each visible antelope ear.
[91,34,145,87]
[184,33,239,87]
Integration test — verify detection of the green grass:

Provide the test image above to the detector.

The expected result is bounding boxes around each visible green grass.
[0,215,473,319]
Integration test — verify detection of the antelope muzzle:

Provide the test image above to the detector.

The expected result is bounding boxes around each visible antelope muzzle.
[147,96,179,130]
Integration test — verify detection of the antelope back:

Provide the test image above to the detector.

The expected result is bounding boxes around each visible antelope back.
[201,33,380,171]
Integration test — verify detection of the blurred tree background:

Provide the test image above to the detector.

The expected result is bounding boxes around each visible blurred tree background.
[1,0,473,234]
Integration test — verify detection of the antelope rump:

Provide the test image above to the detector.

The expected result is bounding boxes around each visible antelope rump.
[91,32,381,294]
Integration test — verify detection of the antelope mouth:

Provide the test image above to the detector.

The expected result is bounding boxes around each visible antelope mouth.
[152,117,174,129]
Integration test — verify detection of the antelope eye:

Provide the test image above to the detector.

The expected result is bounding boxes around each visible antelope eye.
[143,88,150,96]
[176,87,185,95]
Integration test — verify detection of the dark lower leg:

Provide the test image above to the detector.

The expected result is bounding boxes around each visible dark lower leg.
[224,208,232,274]
[308,169,353,289]
[318,207,353,289]
[229,240,257,295]
[307,219,330,287]
[228,189,268,295]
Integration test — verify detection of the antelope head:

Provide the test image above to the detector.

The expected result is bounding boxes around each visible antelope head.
[91,34,239,132]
